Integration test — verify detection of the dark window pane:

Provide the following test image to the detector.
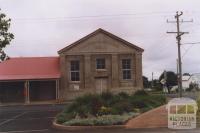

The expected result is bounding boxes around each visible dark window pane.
[71,72,80,81]
[70,60,79,71]
[70,60,80,81]
[122,59,131,69]
[96,58,105,69]
[123,70,131,80]
[122,59,131,80]
[75,72,80,81]
[127,71,131,79]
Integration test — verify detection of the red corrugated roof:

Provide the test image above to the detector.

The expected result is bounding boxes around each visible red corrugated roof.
[0,57,60,81]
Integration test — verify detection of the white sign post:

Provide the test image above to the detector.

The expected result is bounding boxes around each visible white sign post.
[167,98,198,129]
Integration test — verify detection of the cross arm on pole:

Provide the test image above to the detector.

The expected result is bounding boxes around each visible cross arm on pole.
[166,31,189,34]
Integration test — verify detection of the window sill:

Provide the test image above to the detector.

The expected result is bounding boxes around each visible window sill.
[69,81,81,83]
[121,79,132,82]
[96,69,107,72]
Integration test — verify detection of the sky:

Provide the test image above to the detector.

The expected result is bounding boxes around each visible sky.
[0,0,200,79]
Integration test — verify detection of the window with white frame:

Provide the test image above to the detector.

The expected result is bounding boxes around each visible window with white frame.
[70,60,80,81]
[122,59,131,80]
[96,58,105,69]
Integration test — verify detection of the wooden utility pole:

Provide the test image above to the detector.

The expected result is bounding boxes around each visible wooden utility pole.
[164,70,167,93]
[176,59,180,91]
[167,11,192,97]
[151,72,154,88]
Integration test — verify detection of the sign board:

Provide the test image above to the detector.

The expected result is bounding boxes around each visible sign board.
[160,78,166,85]
[73,85,79,90]
[168,113,196,129]
[167,98,198,129]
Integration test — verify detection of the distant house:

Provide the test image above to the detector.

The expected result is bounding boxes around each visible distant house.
[182,75,191,90]
[0,28,144,103]
[182,73,200,90]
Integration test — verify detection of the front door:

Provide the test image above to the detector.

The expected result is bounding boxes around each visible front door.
[95,78,107,94]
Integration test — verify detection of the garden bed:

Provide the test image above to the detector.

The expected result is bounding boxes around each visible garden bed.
[55,90,167,126]
[196,99,200,127]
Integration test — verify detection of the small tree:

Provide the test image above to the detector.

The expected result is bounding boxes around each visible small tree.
[188,82,199,91]
[151,79,162,91]
[0,9,14,62]
[143,76,149,88]
[159,71,178,93]
[183,73,190,76]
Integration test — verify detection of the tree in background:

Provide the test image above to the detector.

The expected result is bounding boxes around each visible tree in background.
[143,76,150,88]
[188,82,199,91]
[0,9,14,62]
[159,71,177,93]
[183,73,191,76]
[149,79,162,91]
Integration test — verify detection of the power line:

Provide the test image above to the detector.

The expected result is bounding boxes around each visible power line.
[181,42,200,58]
[182,45,195,58]
[182,42,200,45]
[13,11,175,21]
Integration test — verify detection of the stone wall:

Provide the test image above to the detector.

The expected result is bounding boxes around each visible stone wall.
[59,52,143,101]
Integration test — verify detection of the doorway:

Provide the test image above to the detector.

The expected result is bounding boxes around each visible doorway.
[29,81,56,101]
[95,78,108,94]
[0,81,25,103]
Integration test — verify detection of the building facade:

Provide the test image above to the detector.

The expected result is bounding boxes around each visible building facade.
[0,28,144,103]
[58,28,144,100]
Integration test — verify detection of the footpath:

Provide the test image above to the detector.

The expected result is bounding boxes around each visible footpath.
[126,105,167,128]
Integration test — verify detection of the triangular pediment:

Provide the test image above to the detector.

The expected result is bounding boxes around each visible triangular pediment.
[58,28,143,54]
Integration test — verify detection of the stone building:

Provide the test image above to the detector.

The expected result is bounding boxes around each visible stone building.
[58,28,144,100]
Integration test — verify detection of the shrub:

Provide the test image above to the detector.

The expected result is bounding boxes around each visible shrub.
[140,106,154,113]
[56,92,167,125]
[197,99,200,112]
[118,92,129,99]
[62,94,103,117]
[129,94,166,110]
[100,92,120,106]
[63,113,136,126]
[89,95,103,116]
[111,100,133,114]
[150,95,167,105]
[132,108,140,113]
[56,112,76,124]
[101,92,114,100]
[56,113,67,124]
[98,106,112,116]
[130,96,149,108]
[134,90,148,96]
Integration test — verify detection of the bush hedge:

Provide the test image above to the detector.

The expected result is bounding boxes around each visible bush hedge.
[56,90,167,125]
[63,113,136,126]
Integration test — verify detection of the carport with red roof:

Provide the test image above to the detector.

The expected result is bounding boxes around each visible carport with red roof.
[0,57,60,103]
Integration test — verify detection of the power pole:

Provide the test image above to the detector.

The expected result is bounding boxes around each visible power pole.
[164,70,167,93]
[151,72,154,88]
[176,59,180,91]
[167,11,193,97]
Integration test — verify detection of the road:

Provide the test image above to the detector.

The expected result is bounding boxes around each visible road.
[0,104,200,133]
